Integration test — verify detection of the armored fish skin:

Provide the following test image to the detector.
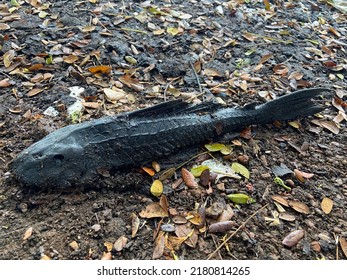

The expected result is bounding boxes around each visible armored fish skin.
[10,88,328,188]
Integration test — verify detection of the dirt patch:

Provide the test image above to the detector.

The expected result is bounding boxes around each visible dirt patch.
[0,1,346,260]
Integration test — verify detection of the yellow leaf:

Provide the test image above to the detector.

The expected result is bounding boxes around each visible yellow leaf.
[150,180,163,197]
[321,197,333,214]
[167,27,179,36]
[204,143,226,152]
[190,165,209,177]
[231,162,250,179]
[288,121,301,129]
[3,50,15,68]
[38,11,48,18]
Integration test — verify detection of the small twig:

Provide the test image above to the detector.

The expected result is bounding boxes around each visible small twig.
[207,203,269,260]
[119,27,148,34]
[189,61,203,96]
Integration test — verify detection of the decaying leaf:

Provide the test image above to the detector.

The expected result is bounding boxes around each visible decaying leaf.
[150,180,163,197]
[186,211,203,226]
[131,212,140,238]
[217,204,234,222]
[282,229,305,247]
[23,226,33,240]
[113,235,128,252]
[321,197,333,214]
[340,237,347,258]
[27,87,45,97]
[152,231,165,259]
[201,159,241,181]
[103,87,126,103]
[175,224,198,248]
[279,212,296,222]
[181,168,198,188]
[119,75,144,91]
[0,78,13,88]
[139,202,168,218]
[288,200,310,214]
[273,64,289,75]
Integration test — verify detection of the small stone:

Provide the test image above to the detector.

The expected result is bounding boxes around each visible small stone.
[205,202,225,219]
[91,224,101,232]
[310,241,321,252]
[18,203,28,213]
[69,241,79,250]
[333,226,342,234]
[237,155,249,165]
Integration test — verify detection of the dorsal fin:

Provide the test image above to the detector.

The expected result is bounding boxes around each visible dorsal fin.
[125,99,222,118]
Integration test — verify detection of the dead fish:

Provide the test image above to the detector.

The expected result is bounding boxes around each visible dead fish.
[11,88,329,188]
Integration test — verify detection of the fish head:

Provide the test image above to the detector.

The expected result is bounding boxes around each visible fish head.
[11,129,85,187]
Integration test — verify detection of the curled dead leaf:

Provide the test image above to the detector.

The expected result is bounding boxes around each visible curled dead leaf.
[273,64,289,75]
[181,168,198,188]
[139,203,168,219]
[208,221,234,233]
[271,195,289,207]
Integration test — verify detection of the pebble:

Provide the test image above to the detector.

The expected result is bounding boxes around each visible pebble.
[310,241,321,252]
[18,203,28,213]
[91,224,101,232]
[333,226,342,234]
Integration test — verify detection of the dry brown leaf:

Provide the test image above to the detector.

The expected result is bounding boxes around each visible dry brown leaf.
[271,195,289,207]
[113,235,128,252]
[119,75,144,91]
[152,231,165,259]
[258,53,273,64]
[181,168,198,188]
[28,64,44,71]
[167,235,187,250]
[186,211,203,226]
[321,197,333,214]
[288,200,310,214]
[0,78,12,88]
[320,120,340,134]
[204,68,221,77]
[273,64,289,75]
[23,227,33,240]
[3,50,15,68]
[159,194,169,212]
[64,54,79,64]
[139,203,168,218]
[27,88,44,97]
[282,229,305,247]
[339,237,347,258]
[0,23,10,30]
[294,169,314,182]
[175,224,198,248]
[131,212,140,238]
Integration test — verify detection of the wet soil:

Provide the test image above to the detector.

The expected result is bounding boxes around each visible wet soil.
[0,1,346,260]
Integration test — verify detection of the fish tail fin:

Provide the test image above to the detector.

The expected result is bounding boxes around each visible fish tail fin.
[255,88,329,124]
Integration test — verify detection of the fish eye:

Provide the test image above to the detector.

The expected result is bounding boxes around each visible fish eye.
[53,154,65,164]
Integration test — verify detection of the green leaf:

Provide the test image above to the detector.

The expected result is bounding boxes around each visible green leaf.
[10,0,20,7]
[45,54,53,65]
[204,143,226,152]
[231,162,250,179]
[273,177,291,191]
[190,165,209,177]
[227,193,255,204]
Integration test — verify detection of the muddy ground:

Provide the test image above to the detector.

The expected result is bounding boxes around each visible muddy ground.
[0,1,346,260]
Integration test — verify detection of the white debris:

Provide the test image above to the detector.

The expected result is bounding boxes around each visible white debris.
[68,86,85,116]
[43,106,59,117]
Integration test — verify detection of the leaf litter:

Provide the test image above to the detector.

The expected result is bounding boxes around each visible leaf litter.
[0,0,346,261]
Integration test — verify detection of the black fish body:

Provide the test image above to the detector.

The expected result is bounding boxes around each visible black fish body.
[11,88,328,187]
